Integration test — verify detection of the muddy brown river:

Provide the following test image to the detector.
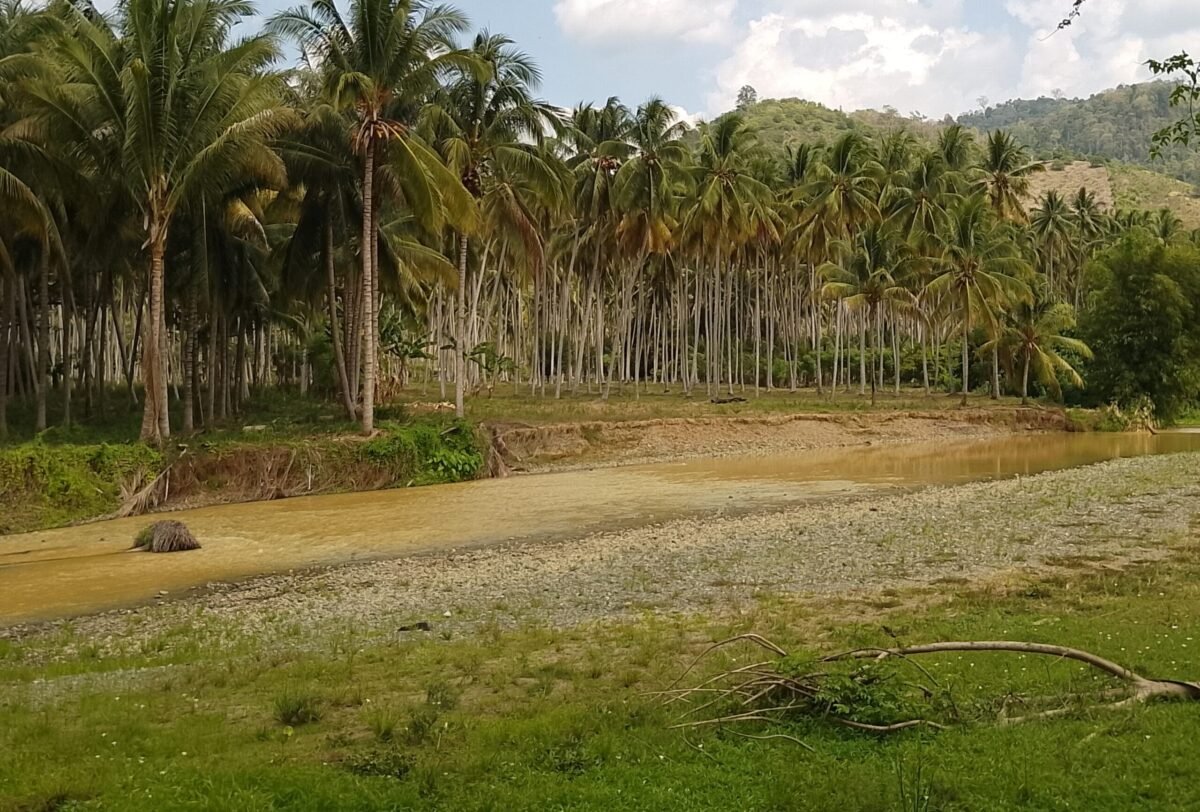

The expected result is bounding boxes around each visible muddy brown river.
[2,431,1198,624]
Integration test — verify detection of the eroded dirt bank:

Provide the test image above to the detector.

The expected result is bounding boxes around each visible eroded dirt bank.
[12,450,1197,667]
[491,406,1071,472]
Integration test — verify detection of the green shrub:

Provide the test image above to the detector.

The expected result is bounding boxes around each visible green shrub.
[358,420,483,485]
[273,689,323,726]
[343,747,414,780]
[365,706,400,743]
[0,441,162,534]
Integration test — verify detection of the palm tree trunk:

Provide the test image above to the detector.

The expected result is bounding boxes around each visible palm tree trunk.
[811,264,823,394]
[0,271,11,440]
[455,233,468,418]
[921,323,930,395]
[181,296,195,433]
[61,260,75,429]
[893,316,901,395]
[960,290,970,408]
[869,305,877,407]
[360,142,377,434]
[991,345,1000,400]
[140,215,169,443]
[326,218,356,419]
[36,242,49,432]
[858,313,866,396]
[1021,349,1031,406]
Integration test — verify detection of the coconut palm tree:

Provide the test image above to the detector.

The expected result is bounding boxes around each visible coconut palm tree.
[275,94,363,420]
[23,0,292,443]
[888,151,956,244]
[800,132,882,394]
[563,97,633,393]
[937,123,975,176]
[821,224,914,405]
[426,30,561,416]
[991,294,1093,404]
[613,97,690,259]
[1030,190,1073,297]
[685,113,777,394]
[928,196,1031,406]
[977,130,1042,224]
[1151,208,1184,244]
[271,0,477,433]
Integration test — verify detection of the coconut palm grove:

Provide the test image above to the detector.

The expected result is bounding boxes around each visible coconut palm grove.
[4,1,1200,810]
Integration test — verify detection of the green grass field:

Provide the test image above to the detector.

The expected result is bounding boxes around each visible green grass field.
[421,385,1030,426]
[4,548,1199,811]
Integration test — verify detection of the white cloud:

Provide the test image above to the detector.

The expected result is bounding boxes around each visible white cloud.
[669,104,704,128]
[701,0,1200,118]
[709,7,997,117]
[553,0,737,44]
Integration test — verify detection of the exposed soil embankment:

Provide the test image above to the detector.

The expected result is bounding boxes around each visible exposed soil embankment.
[0,420,484,534]
[491,407,1070,473]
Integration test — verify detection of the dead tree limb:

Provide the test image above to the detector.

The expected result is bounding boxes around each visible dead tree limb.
[668,636,1200,743]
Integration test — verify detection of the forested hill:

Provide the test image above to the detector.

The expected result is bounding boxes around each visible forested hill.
[956,81,1200,186]
[736,98,943,160]
[734,92,1200,226]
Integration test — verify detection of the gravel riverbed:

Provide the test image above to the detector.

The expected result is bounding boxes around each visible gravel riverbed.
[15,451,1200,663]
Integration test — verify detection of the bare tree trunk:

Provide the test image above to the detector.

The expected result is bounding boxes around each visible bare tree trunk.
[0,271,11,439]
[36,243,50,431]
[326,218,356,419]
[1021,349,1031,406]
[140,216,170,443]
[961,291,971,408]
[359,143,377,434]
[455,233,468,418]
[181,296,195,433]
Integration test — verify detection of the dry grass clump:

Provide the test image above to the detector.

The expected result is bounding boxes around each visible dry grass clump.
[132,520,201,553]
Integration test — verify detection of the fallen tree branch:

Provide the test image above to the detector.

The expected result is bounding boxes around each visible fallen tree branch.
[667,636,1200,743]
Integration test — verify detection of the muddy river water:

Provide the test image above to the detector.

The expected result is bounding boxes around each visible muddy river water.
[2,431,1198,624]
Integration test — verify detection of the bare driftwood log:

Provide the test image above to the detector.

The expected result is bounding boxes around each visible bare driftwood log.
[662,636,1200,742]
[831,641,1200,725]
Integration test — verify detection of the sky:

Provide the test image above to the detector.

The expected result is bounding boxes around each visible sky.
[96,0,1200,120]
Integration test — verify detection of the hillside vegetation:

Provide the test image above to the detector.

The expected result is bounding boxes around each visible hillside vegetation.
[957,81,1200,186]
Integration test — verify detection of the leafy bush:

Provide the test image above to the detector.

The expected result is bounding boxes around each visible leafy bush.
[1077,233,1200,422]
[358,421,483,485]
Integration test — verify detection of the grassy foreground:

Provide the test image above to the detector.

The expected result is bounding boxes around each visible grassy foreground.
[3,547,1199,810]
[442,386,1032,425]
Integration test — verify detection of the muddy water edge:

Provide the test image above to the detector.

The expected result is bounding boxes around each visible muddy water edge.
[2,429,1198,625]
